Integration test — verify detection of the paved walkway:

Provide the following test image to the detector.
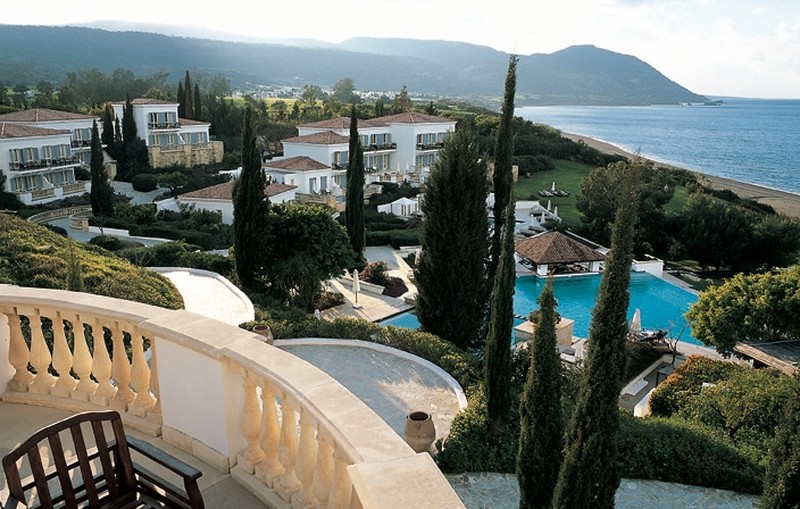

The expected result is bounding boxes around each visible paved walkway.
[277,341,463,449]
[446,473,760,509]
[154,268,254,326]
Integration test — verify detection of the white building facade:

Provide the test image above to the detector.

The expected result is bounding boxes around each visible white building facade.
[0,123,87,205]
[292,112,456,185]
[111,99,223,168]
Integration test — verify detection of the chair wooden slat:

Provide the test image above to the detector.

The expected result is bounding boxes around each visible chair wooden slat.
[46,432,78,508]
[26,448,54,509]
[71,422,101,506]
[91,420,119,500]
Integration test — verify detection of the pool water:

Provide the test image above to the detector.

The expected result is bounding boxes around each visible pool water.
[380,272,701,345]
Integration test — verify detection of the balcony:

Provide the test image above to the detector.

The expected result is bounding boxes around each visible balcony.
[363,142,397,153]
[415,142,444,151]
[0,285,463,508]
[148,121,181,130]
[70,139,91,148]
[9,157,80,172]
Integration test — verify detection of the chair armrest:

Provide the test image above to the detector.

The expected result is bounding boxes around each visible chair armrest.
[125,436,205,509]
[125,436,202,481]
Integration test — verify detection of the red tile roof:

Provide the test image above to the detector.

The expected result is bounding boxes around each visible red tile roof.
[179,180,297,200]
[265,156,329,171]
[281,131,349,145]
[515,231,605,264]
[297,116,381,130]
[0,108,97,122]
[0,123,71,139]
[370,112,455,126]
[178,118,210,126]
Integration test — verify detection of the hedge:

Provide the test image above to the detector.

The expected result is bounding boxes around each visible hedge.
[618,415,765,494]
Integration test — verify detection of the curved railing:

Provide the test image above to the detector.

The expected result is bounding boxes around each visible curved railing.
[0,285,463,508]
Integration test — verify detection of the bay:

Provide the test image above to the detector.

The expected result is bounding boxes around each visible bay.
[517,99,800,195]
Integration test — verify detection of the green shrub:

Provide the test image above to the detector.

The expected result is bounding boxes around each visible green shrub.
[366,230,390,246]
[0,214,182,310]
[618,414,765,494]
[649,355,737,416]
[89,235,123,252]
[436,387,520,473]
[131,173,158,192]
[388,229,419,248]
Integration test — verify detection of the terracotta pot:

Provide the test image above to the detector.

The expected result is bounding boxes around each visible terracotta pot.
[252,325,274,345]
[404,411,435,453]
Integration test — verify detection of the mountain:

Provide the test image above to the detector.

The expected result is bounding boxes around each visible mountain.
[0,25,706,105]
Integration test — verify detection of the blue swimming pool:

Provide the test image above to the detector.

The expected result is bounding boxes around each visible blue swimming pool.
[380,272,702,345]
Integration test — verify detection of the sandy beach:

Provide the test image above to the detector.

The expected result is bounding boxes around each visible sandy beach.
[563,133,800,219]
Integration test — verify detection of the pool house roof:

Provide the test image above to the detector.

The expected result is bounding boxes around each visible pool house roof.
[515,231,605,265]
[734,340,800,376]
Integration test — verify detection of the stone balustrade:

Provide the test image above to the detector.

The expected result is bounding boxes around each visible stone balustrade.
[0,285,464,508]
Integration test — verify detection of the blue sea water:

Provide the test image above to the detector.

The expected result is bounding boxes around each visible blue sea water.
[516,99,800,195]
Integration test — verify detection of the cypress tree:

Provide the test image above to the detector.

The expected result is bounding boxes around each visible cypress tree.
[761,374,800,509]
[177,81,185,118]
[517,277,563,509]
[114,117,122,145]
[233,106,270,289]
[489,55,518,281]
[101,104,114,147]
[194,84,202,122]
[484,196,516,426]
[345,105,365,258]
[89,120,113,218]
[184,71,193,120]
[415,122,488,350]
[121,94,137,144]
[553,167,639,509]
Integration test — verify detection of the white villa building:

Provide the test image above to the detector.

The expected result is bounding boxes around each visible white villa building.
[288,112,456,185]
[264,155,344,196]
[0,108,106,204]
[175,180,297,224]
[111,99,223,168]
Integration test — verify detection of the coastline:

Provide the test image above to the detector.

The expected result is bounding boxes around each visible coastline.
[563,132,800,219]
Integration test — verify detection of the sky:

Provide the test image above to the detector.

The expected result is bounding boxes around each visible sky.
[5,0,800,99]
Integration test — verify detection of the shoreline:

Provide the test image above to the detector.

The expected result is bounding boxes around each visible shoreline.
[563,132,800,219]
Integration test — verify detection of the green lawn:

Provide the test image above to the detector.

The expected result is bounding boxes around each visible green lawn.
[514,160,690,228]
[514,160,595,228]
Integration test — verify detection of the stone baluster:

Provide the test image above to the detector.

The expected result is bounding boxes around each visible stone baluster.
[71,314,97,401]
[277,395,301,502]
[28,309,55,394]
[4,311,33,392]
[110,322,135,411]
[238,373,267,473]
[311,430,334,509]
[90,318,116,406]
[50,312,77,398]
[256,380,284,488]
[327,446,352,509]
[129,330,155,416]
[293,408,319,508]
[147,338,162,422]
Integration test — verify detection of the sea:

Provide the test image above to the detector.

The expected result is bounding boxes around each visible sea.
[516,98,800,195]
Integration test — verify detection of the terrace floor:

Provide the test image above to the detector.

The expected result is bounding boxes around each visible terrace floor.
[0,402,265,509]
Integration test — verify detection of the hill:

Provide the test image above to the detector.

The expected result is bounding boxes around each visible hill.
[0,25,706,105]
[0,214,183,309]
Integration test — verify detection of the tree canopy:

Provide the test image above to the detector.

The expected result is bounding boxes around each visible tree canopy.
[576,159,672,250]
[686,266,800,354]
[262,203,354,310]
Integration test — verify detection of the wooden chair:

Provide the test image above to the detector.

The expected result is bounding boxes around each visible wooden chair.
[1,410,204,509]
